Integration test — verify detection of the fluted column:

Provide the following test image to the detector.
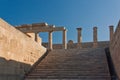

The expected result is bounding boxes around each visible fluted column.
[63,29,67,49]
[77,28,82,48]
[93,27,98,48]
[48,31,53,50]
[109,25,114,41]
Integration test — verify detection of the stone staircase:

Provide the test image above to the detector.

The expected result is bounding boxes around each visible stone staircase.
[24,48,111,80]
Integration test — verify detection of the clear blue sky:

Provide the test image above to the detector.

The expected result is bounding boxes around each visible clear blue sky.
[0,0,120,43]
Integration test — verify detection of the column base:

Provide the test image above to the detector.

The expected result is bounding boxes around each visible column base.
[48,48,53,51]
[62,45,67,49]
[93,42,98,48]
[77,43,82,49]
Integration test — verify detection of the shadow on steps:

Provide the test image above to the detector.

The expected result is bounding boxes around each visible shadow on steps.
[105,47,118,80]
[24,50,49,79]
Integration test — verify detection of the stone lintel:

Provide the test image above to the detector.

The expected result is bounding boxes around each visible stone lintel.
[16,26,65,33]
[52,27,65,31]
[20,24,32,28]
[32,23,48,27]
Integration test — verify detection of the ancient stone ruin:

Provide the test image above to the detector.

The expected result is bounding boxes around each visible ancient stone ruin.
[0,18,120,80]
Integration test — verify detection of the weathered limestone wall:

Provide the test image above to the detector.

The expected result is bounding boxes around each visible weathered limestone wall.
[0,18,46,80]
[110,21,120,79]
[42,41,109,49]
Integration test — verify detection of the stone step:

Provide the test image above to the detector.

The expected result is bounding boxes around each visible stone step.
[25,75,111,80]
[24,48,110,80]
[48,51,103,55]
[28,72,109,76]
[33,67,108,70]
[40,56,106,60]
[39,58,107,64]
[34,68,108,72]
[38,61,107,64]
[35,65,108,69]
[39,61,106,65]
[49,48,103,53]
[25,79,110,80]
[34,68,108,71]
[50,48,95,52]
[31,69,109,74]
[29,69,109,73]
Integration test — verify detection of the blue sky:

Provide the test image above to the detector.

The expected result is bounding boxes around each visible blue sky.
[0,0,120,43]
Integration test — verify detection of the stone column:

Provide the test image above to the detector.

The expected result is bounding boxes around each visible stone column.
[77,28,82,48]
[63,29,67,49]
[35,32,39,42]
[109,25,114,41]
[48,31,53,50]
[93,27,98,48]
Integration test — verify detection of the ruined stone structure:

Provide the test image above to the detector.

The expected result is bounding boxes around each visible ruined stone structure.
[0,18,120,80]
[42,27,108,49]
[16,23,67,50]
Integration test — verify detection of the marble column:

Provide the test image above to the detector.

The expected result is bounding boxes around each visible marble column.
[93,27,98,48]
[48,31,53,50]
[63,29,67,49]
[109,25,114,41]
[77,28,82,48]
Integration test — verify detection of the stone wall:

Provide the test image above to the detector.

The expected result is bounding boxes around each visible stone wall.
[42,41,109,49]
[0,18,46,80]
[110,21,120,79]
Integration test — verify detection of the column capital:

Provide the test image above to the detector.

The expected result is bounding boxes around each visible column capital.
[49,30,53,33]
[93,27,97,29]
[63,29,67,31]
[35,32,39,34]
[109,25,114,28]
[77,28,82,30]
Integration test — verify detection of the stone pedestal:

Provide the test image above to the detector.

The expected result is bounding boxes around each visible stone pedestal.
[63,29,67,49]
[109,25,114,41]
[93,27,98,48]
[77,28,82,48]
